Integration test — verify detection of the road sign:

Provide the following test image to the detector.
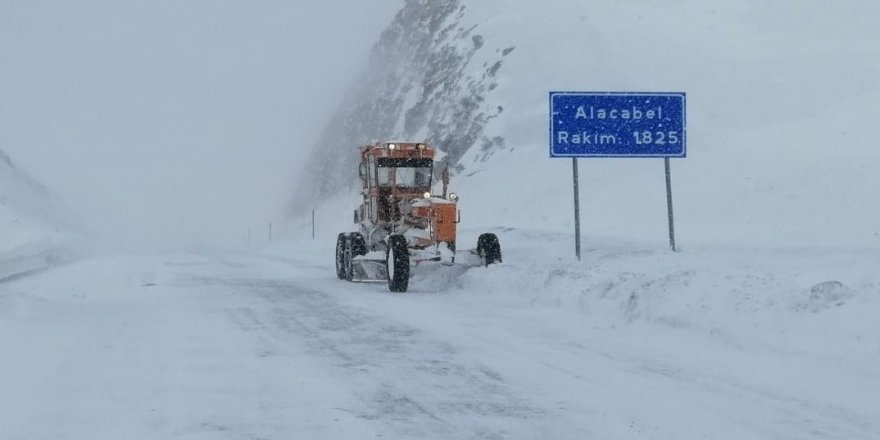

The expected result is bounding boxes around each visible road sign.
[550,92,686,158]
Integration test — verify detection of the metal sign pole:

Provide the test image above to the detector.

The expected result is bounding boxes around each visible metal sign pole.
[551,92,685,255]
[664,157,677,252]
[573,158,581,260]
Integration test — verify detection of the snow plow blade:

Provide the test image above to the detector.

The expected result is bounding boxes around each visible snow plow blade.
[350,252,388,282]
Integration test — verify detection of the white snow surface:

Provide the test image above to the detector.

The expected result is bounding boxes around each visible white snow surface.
[2,1,880,439]
[452,0,880,249]
[1,235,878,439]
[0,151,84,280]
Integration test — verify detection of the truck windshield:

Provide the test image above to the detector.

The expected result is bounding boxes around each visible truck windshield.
[377,158,433,188]
[378,166,432,187]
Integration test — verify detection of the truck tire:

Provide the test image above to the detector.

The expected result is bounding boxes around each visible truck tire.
[343,236,355,282]
[335,233,347,279]
[477,233,502,266]
[386,235,410,292]
[349,232,367,256]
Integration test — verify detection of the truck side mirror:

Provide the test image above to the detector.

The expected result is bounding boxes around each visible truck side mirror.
[354,209,359,224]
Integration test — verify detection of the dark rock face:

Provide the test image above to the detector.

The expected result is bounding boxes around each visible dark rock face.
[292,0,511,210]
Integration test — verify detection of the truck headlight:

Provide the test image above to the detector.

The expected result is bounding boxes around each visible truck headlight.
[448,192,459,201]
[423,192,431,199]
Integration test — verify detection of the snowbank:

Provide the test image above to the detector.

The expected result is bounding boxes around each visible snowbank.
[0,151,84,278]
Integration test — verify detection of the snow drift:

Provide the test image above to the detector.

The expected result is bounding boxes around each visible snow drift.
[0,150,82,278]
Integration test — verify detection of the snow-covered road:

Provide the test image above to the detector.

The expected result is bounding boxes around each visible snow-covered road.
[1,241,878,439]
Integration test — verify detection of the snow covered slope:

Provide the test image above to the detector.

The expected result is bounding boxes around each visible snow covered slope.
[297,0,880,249]
[292,0,512,209]
[453,0,880,248]
[0,150,82,276]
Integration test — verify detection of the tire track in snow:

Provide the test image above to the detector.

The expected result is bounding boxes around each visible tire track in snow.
[208,276,549,439]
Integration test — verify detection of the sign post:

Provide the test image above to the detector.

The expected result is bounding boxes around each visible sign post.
[572,158,581,260]
[550,92,686,254]
[665,157,676,252]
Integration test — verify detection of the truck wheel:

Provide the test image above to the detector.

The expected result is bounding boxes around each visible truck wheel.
[335,233,347,279]
[343,236,355,282]
[477,233,502,266]
[386,235,410,292]
[349,232,367,256]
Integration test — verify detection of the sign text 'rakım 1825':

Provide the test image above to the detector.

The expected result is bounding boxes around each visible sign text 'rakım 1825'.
[550,92,686,158]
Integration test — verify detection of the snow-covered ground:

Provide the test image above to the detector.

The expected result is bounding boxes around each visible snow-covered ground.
[0,151,84,280]
[1,230,878,439]
[2,0,879,438]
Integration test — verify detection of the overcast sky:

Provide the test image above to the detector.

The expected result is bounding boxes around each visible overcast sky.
[0,0,402,250]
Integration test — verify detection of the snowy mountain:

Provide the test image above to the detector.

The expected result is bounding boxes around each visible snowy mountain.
[0,150,82,275]
[297,0,880,249]
[293,0,513,209]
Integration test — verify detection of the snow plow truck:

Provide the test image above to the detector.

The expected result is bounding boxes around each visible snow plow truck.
[335,141,502,292]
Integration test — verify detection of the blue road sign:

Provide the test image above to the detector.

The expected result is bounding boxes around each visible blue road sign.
[550,92,686,158]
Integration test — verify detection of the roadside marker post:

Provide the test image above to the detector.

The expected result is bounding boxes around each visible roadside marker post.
[549,92,686,255]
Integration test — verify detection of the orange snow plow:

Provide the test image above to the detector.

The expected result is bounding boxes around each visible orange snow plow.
[335,142,502,292]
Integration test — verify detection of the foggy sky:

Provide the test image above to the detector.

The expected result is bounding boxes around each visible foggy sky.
[0,0,402,250]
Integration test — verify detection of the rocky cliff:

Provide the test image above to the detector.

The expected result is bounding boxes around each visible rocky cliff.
[292,0,512,210]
